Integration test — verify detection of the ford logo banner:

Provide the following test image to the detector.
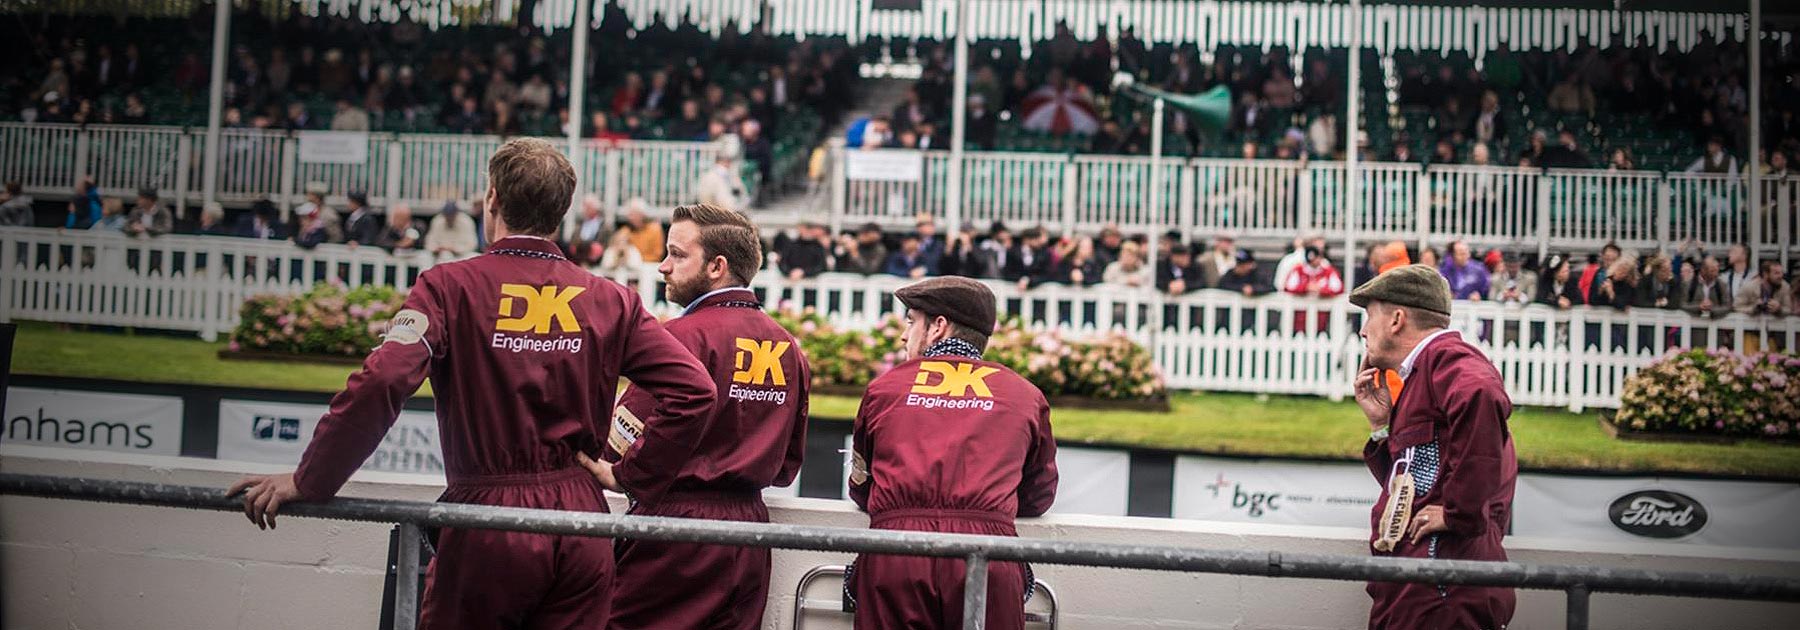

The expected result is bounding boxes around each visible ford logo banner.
[1608,490,1708,539]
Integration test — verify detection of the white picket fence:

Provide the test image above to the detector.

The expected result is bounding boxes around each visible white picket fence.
[4,227,1794,411]
[837,145,1800,264]
[1,123,715,222]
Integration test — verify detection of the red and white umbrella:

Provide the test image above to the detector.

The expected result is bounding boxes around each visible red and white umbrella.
[1019,84,1100,136]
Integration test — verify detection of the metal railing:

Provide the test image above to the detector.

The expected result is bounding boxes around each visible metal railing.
[5,473,1799,630]
[792,564,1058,629]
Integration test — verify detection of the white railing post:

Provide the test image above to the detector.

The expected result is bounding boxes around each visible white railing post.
[1297,161,1315,235]
[1415,169,1432,249]
[1536,171,1552,262]
[829,139,847,236]
[1178,160,1197,240]
[1060,159,1077,236]
[174,133,193,219]
[72,128,91,191]
[1656,176,1672,249]
[386,142,404,210]
[0,233,11,324]
[278,136,298,219]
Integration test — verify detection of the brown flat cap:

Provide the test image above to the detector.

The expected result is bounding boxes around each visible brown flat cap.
[894,276,997,334]
[1348,263,1453,317]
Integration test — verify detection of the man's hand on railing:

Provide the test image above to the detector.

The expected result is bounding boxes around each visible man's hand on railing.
[226,472,302,530]
[577,452,624,493]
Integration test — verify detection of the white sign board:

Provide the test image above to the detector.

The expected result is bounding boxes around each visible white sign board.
[1174,455,1378,527]
[1047,447,1131,516]
[3,387,184,456]
[1513,474,1800,550]
[298,131,370,165]
[846,150,924,182]
[216,400,443,475]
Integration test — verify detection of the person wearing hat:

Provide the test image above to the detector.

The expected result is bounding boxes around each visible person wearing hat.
[123,187,173,238]
[847,276,1058,630]
[1486,251,1537,306]
[1216,248,1272,297]
[425,200,479,263]
[232,200,283,240]
[1350,264,1517,630]
[1196,232,1238,289]
[230,138,715,630]
[342,189,382,247]
[1156,243,1204,296]
[293,182,344,244]
[580,203,810,630]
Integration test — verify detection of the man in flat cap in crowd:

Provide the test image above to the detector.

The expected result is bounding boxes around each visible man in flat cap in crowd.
[847,276,1059,630]
[123,187,172,238]
[1350,264,1517,630]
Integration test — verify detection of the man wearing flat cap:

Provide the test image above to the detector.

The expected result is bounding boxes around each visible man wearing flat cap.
[847,276,1058,630]
[1350,264,1516,630]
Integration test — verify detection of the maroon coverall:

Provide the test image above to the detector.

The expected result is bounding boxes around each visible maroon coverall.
[1363,332,1517,630]
[292,235,715,630]
[604,287,811,630]
[848,354,1059,630]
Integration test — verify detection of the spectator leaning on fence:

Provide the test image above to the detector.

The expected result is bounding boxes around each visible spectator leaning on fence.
[1596,253,1641,311]
[565,195,607,266]
[91,198,127,232]
[833,223,887,276]
[1679,257,1731,319]
[1103,241,1151,289]
[941,223,998,279]
[376,204,421,253]
[1534,254,1576,310]
[1157,244,1204,297]
[1009,227,1054,289]
[883,233,934,279]
[777,221,830,279]
[1216,249,1272,297]
[1487,252,1536,306]
[1438,240,1490,301]
[1735,260,1790,317]
[1197,233,1237,289]
[235,201,282,240]
[0,181,33,227]
[342,191,381,247]
[621,200,666,263]
[65,176,101,230]
[123,187,172,238]
[1055,237,1104,287]
[1635,254,1680,310]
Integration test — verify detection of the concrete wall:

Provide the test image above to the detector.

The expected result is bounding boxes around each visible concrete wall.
[4,445,1798,630]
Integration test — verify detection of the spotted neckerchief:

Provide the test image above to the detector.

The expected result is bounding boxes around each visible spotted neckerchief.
[487,247,567,261]
[923,338,984,361]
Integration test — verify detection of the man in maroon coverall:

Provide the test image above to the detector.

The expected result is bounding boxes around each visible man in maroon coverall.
[847,276,1059,630]
[1351,265,1517,630]
[228,138,716,630]
[579,203,810,630]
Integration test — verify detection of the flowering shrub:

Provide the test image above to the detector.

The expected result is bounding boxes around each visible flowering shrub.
[1615,348,1800,439]
[230,283,405,356]
[775,307,1165,400]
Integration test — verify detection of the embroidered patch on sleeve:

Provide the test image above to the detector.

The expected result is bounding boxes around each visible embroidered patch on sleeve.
[608,404,645,458]
[383,309,430,345]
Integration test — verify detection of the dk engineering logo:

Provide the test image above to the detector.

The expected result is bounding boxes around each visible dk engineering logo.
[492,283,586,354]
[728,338,791,404]
[905,361,998,411]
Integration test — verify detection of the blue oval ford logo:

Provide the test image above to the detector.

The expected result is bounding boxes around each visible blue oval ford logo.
[1608,490,1707,539]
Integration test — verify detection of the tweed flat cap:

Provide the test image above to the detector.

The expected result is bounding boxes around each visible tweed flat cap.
[1348,263,1453,317]
[895,276,997,334]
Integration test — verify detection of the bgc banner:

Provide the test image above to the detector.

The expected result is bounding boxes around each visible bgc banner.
[2,387,184,456]
[216,400,443,475]
[1174,455,1800,550]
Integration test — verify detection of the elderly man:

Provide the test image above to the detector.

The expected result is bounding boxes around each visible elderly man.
[696,138,747,212]
[376,204,422,252]
[1678,257,1731,319]
[1350,265,1517,630]
[425,201,479,262]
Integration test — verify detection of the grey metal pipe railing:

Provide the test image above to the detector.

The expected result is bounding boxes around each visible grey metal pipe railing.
[6,473,1800,630]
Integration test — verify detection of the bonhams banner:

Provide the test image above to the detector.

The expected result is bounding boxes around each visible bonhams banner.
[2,387,183,456]
[216,400,443,475]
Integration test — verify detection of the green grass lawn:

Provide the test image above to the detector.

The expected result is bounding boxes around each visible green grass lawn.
[11,322,1799,479]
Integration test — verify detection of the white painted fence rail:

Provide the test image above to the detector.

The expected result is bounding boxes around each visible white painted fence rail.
[0,123,715,223]
[836,145,1800,264]
[4,227,1794,411]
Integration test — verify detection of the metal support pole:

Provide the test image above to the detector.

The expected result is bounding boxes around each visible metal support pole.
[1566,584,1590,630]
[200,0,230,211]
[1147,98,1166,346]
[947,0,970,234]
[1343,0,1362,292]
[393,524,422,630]
[1747,0,1762,267]
[567,0,593,227]
[962,553,990,630]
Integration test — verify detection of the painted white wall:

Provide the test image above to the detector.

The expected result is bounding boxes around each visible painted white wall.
[4,445,1798,630]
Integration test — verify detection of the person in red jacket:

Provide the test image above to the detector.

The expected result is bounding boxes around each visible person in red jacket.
[580,203,811,630]
[1351,265,1517,630]
[847,276,1059,630]
[228,138,716,630]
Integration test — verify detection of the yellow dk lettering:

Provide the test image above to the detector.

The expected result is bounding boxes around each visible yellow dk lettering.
[732,338,790,386]
[911,361,998,397]
[496,284,587,334]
